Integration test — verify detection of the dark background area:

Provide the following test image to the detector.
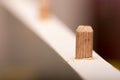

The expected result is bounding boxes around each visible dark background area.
[94,0,120,61]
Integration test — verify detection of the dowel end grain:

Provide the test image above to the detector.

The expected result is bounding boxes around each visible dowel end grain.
[76,25,93,59]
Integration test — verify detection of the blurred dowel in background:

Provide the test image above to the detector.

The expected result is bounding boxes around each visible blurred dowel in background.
[39,0,51,20]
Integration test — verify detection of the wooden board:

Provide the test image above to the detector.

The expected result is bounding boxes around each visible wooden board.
[1,0,120,79]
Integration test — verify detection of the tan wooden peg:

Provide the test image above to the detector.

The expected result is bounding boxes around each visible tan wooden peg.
[76,25,93,59]
[40,0,51,19]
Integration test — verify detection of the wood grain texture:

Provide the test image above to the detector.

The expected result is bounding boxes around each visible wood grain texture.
[76,25,93,59]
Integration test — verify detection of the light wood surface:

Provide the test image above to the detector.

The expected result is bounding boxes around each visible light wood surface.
[1,0,120,79]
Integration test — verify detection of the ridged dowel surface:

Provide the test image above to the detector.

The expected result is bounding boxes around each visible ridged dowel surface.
[76,25,93,59]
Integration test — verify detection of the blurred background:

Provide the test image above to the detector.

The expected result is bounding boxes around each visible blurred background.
[51,0,120,69]
[0,0,120,78]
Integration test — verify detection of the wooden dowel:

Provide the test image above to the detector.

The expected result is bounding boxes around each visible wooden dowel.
[76,25,93,59]
[40,0,51,19]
